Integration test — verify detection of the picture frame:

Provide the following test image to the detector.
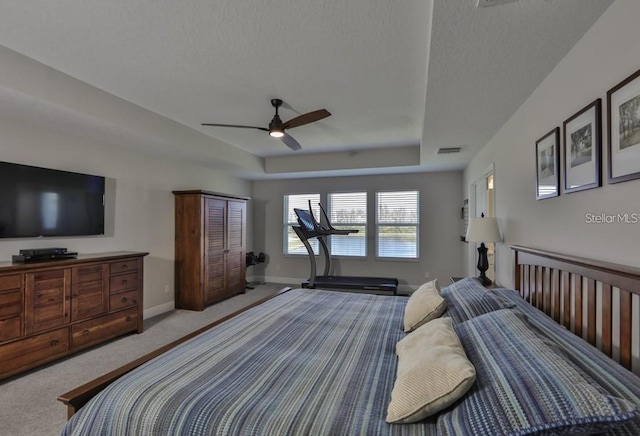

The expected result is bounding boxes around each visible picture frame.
[607,67,640,184]
[535,127,560,200]
[562,99,601,194]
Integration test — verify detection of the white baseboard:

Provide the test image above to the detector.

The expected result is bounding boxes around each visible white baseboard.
[143,301,175,319]
[254,275,302,286]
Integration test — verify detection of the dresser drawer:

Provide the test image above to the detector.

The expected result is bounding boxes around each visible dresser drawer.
[110,259,139,275]
[0,327,69,378]
[0,316,21,342]
[0,289,22,318]
[0,274,21,292]
[71,307,137,350]
[109,272,139,294]
[109,289,139,311]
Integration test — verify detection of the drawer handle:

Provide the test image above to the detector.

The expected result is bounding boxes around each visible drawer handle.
[125,316,132,322]
[121,297,128,303]
[121,264,128,270]
[82,329,90,336]
[50,339,59,346]
[121,279,128,286]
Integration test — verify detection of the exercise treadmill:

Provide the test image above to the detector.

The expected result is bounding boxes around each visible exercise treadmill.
[292,204,398,295]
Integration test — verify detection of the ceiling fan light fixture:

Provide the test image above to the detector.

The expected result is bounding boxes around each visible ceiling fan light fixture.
[268,114,284,137]
[269,129,284,138]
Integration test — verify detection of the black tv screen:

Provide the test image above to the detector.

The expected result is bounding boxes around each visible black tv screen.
[0,161,105,238]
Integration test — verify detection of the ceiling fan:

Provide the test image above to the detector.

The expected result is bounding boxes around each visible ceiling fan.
[202,99,331,151]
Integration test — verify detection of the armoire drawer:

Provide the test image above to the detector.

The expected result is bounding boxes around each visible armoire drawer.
[0,327,69,377]
[71,307,137,350]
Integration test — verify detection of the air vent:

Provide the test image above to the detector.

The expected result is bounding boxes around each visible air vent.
[476,0,519,7]
[437,147,462,154]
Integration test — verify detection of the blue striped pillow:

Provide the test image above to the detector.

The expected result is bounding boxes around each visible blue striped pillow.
[437,309,640,435]
[440,278,514,324]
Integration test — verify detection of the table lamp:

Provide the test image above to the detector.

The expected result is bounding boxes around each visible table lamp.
[465,214,502,286]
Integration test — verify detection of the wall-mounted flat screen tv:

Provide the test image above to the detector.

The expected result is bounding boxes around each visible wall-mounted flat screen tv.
[0,161,105,238]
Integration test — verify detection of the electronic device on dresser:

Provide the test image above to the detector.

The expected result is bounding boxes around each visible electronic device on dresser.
[12,247,78,263]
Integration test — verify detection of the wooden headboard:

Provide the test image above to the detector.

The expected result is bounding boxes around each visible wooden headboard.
[511,245,640,375]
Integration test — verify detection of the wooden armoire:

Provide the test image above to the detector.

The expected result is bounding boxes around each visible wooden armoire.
[173,190,248,311]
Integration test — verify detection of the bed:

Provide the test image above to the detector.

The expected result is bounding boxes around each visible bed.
[58,245,640,435]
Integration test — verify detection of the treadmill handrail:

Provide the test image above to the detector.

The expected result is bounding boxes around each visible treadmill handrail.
[294,208,358,237]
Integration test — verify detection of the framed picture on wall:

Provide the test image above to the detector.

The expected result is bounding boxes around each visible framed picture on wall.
[607,67,640,184]
[562,99,602,194]
[535,127,560,200]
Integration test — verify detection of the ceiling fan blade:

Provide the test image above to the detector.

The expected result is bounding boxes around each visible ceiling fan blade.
[281,133,302,151]
[282,109,331,130]
[201,123,268,132]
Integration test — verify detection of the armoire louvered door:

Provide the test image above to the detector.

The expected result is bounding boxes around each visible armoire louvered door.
[204,198,226,305]
[225,200,246,296]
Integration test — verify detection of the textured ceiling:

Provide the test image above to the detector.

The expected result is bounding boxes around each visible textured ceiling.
[0,0,613,179]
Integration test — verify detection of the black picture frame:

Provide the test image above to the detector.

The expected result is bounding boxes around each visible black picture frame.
[535,127,560,200]
[607,68,640,184]
[562,99,602,194]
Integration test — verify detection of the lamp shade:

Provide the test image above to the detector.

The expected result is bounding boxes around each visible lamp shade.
[465,216,502,243]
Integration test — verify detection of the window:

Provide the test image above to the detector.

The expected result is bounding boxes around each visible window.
[328,192,367,257]
[376,191,419,259]
[284,193,320,255]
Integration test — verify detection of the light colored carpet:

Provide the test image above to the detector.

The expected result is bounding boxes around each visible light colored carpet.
[0,283,290,436]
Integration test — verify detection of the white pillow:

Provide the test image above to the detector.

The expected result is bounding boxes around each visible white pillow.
[403,279,446,333]
[387,317,476,423]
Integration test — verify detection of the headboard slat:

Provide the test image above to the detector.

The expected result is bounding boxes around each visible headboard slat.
[543,267,551,314]
[602,283,613,357]
[587,279,597,345]
[523,264,530,301]
[562,271,571,329]
[536,266,543,310]
[574,276,583,338]
[621,290,632,369]
[552,269,561,323]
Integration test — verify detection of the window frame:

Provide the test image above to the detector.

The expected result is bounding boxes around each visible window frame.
[327,191,368,258]
[375,190,420,260]
[283,193,321,256]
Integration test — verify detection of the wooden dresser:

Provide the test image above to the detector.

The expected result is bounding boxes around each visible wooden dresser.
[0,251,147,381]
[173,190,248,311]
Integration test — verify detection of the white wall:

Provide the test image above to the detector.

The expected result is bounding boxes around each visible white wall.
[464,0,640,288]
[251,171,464,292]
[0,114,251,316]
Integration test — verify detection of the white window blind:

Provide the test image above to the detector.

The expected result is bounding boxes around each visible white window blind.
[376,191,419,259]
[284,193,320,255]
[328,192,366,257]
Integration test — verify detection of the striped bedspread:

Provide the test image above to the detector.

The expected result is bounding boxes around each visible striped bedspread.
[61,288,437,436]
